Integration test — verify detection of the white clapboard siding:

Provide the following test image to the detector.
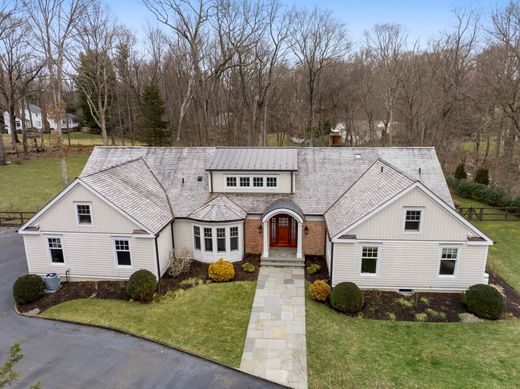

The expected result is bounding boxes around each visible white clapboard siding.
[332,241,487,291]
[325,237,332,273]
[211,171,293,193]
[173,219,194,257]
[31,184,140,233]
[24,233,156,280]
[157,223,173,276]
[349,187,477,241]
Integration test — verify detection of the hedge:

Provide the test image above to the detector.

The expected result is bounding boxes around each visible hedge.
[447,176,519,210]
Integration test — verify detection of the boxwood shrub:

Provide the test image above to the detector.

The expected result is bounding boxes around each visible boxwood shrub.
[12,274,44,305]
[127,269,157,303]
[447,176,519,210]
[330,282,364,313]
[464,284,503,320]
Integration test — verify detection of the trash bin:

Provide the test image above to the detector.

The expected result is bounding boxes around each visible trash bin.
[44,273,60,292]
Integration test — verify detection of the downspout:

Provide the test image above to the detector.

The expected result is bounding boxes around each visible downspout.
[154,234,161,280]
[171,221,175,249]
[210,171,213,193]
[330,237,334,285]
[291,171,293,194]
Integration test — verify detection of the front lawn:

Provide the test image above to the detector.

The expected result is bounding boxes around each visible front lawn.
[306,291,520,388]
[0,155,88,211]
[41,281,256,367]
[453,194,520,291]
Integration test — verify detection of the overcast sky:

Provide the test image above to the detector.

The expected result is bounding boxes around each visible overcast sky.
[109,0,511,48]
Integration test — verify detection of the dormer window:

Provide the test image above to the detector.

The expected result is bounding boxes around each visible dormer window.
[404,209,421,232]
[76,203,92,225]
[253,177,264,187]
[266,177,278,187]
[226,176,237,187]
[240,177,250,187]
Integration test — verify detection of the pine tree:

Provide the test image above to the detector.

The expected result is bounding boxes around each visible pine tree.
[454,163,467,180]
[138,84,169,146]
[474,167,490,185]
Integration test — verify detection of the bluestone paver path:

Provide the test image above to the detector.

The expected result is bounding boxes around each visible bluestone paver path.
[240,266,307,389]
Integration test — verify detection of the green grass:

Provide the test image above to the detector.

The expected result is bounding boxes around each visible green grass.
[0,155,89,211]
[306,290,520,389]
[42,282,256,367]
[452,194,520,291]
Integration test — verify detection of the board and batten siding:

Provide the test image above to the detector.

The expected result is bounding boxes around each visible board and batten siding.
[348,187,476,241]
[210,171,293,193]
[31,183,140,233]
[332,241,488,291]
[23,233,156,280]
[156,223,173,276]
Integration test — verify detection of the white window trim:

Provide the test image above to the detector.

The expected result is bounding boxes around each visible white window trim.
[239,176,251,187]
[230,226,239,252]
[224,175,238,188]
[47,236,66,266]
[74,201,94,227]
[193,226,201,251]
[403,207,423,234]
[192,223,242,256]
[223,174,280,190]
[360,245,380,276]
[113,238,133,268]
[265,176,279,188]
[438,245,459,278]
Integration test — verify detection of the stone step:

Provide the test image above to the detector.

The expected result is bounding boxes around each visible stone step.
[260,258,305,268]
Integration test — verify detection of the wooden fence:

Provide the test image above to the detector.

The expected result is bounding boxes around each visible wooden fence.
[0,212,35,227]
[457,207,520,222]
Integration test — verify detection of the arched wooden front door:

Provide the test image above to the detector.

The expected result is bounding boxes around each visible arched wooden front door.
[270,214,297,247]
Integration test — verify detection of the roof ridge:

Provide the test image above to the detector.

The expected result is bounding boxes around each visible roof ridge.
[80,157,145,178]
[140,158,175,219]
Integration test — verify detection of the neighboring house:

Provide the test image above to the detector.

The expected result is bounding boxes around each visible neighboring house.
[19,146,493,291]
[4,104,79,134]
[333,120,398,144]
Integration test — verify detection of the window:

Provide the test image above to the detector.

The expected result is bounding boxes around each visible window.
[217,228,226,252]
[76,204,92,225]
[240,177,250,187]
[253,177,264,187]
[439,248,458,275]
[115,240,131,266]
[193,226,201,250]
[226,176,237,187]
[204,228,213,252]
[405,210,422,231]
[361,246,378,274]
[230,227,239,251]
[266,176,277,187]
[48,238,64,263]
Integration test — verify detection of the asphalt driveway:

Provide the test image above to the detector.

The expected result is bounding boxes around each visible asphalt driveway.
[0,229,281,388]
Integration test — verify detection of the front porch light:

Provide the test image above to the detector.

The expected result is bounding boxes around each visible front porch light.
[304,225,309,235]
[258,224,263,234]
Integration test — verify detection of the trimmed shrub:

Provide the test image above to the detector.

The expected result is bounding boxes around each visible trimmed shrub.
[306,263,321,275]
[448,176,515,209]
[12,274,44,305]
[474,167,490,185]
[241,262,256,273]
[464,284,503,320]
[330,282,364,313]
[454,163,467,180]
[309,279,331,302]
[127,269,157,303]
[208,258,235,282]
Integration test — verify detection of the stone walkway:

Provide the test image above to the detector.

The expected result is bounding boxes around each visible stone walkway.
[240,266,307,389]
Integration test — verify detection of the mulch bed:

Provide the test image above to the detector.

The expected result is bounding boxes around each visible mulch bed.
[305,255,520,322]
[17,255,261,314]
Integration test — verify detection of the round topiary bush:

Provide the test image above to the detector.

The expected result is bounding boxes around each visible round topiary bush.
[12,274,44,305]
[309,279,331,302]
[208,258,235,282]
[464,284,503,320]
[330,282,364,313]
[127,269,157,303]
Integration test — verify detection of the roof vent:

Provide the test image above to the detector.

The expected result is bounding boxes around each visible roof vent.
[197,176,203,182]
[419,167,422,174]
[354,153,361,159]
[380,166,384,173]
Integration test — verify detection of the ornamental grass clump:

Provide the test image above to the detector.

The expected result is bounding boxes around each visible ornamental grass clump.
[241,262,256,273]
[208,258,235,282]
[309,279,331,302]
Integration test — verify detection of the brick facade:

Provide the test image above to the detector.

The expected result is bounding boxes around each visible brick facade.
[244,217,326,256]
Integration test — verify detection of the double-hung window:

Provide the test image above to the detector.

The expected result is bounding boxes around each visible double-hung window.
[240,177,250,187]
[115,239,131,266]
[48,238,64,263]
[404,209,421,232]
[217,228,226,252]
[266,176,277,187]
[204,228,213,252]
[226,176,237,187]
[439,247,458,276]
[193,226,201,250]
[361,246,378,274]
[230,226,239,251]
[76,204,92,225]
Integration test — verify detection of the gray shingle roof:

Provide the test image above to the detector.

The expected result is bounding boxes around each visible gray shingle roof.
[207,147,298,171]
[80,158,172,234]
[81,146,452,219]
[325,159,415,238]
[189,195,246,222]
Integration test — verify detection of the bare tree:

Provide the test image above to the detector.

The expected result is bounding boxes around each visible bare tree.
[22,0,92,185]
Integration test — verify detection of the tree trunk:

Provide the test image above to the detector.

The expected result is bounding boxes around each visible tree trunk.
[9,103,19,156]
[20,98,29,160]
[499,127,516,190]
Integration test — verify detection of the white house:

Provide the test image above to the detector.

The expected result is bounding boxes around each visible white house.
[4,104,79,133]
[19,146,493,292]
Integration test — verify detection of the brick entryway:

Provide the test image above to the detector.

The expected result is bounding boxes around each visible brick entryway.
[240,266,307,389]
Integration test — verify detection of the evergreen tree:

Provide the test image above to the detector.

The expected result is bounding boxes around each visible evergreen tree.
[454,163,467,180]
[474,167,490,185]
[138,84,169,146]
